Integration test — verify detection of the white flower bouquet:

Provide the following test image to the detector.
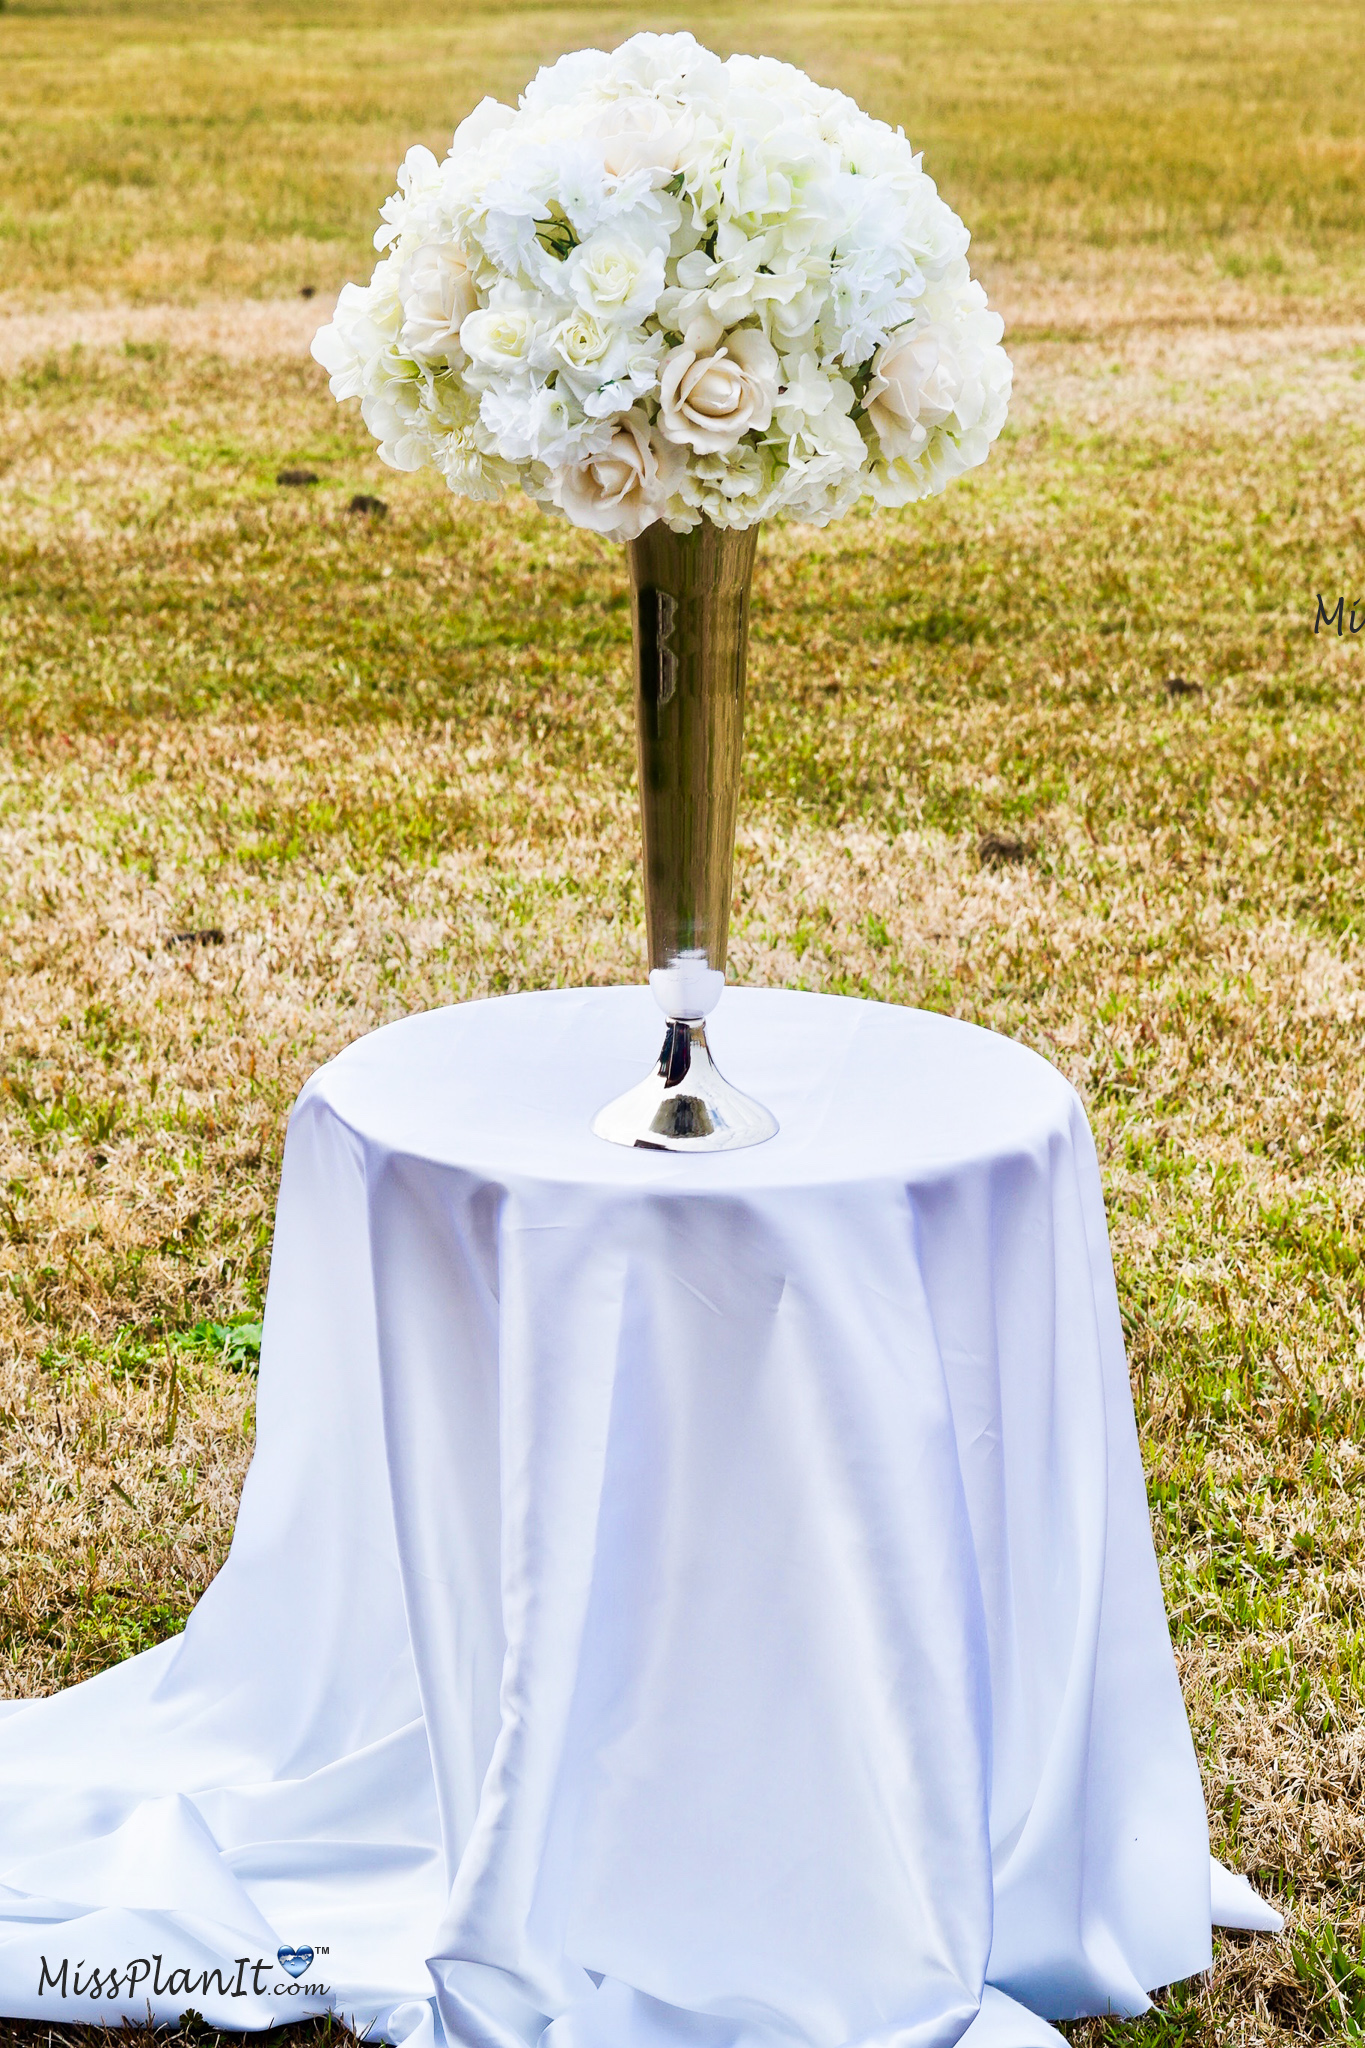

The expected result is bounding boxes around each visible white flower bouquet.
[312,32,1011,540]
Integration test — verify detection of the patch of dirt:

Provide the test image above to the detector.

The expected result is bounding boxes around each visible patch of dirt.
[0,296,335,374]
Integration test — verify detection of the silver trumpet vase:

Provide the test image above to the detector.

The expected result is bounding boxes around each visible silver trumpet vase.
[592,520,778,1153]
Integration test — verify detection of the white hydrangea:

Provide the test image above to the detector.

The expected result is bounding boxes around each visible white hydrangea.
[313,31,1011,541]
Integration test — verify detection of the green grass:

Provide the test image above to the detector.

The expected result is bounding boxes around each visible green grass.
[1,0,1364,303]
[1,5,1365,2045]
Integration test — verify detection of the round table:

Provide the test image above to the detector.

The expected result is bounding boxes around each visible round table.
[0,990,1276,2046]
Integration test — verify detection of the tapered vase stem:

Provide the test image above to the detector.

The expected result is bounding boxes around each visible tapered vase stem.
[592,520,777,1153]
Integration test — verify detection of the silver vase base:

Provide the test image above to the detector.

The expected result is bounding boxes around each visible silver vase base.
[592,1018,778,1153]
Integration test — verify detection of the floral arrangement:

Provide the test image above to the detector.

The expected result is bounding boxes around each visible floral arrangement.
[312,33,1011,540]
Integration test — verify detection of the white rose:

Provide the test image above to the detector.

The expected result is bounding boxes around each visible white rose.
[658,326,779,454]
[449,96,516,160]
[360,374,428,472]
[901,188,972,282]
[550,316,663,416]
[726,53,838,121]
[566,228,666,328]
[461,297,539,376]
[865,325,963,460]
[520,47,614,115]
[312,281,387,399]
[551,308,615,373]
[399,243,480,360]
[592,100,692,179]
[550,414,681,540]
[605,31,728,104]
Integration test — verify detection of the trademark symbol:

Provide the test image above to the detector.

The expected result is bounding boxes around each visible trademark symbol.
[315,1947,330,1957]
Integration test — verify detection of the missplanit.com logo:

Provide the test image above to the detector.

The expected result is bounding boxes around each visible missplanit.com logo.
[37,1945,331,2003]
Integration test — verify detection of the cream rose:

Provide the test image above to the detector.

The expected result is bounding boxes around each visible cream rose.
[864,326,963,461]
[550,414,681,540]
[399,243,479,360]
[657,327,780,455]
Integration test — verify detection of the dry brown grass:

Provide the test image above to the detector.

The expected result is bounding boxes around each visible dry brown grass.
[6,287,1365,2040]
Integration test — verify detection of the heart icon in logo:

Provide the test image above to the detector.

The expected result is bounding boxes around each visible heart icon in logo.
[278,1946,314,1980]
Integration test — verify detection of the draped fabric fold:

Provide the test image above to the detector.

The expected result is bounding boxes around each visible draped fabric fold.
[0,990,1277,2042]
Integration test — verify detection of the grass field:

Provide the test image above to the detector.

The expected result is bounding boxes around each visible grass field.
[2,1,1365,2042]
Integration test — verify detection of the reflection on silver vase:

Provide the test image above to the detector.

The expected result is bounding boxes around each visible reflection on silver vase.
[592,521,778,1153]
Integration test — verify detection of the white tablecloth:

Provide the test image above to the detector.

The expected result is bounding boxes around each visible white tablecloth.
[0,989,1277,2045]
